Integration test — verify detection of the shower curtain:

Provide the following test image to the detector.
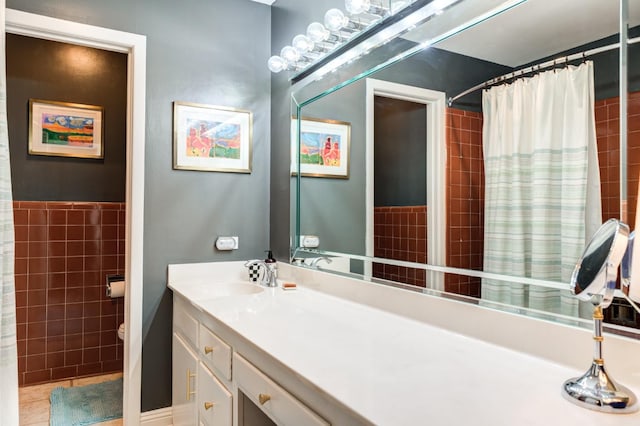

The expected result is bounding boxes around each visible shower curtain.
[481,61,601,316]
[0,1,20,423]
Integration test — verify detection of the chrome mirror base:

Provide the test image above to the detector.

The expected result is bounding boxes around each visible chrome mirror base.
[562,361,638,414]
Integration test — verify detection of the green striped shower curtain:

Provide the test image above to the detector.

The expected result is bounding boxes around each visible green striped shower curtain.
[481,61,601,317]
[0,2,20,423]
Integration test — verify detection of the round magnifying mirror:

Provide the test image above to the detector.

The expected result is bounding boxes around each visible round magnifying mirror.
[570,218,629,303]
[563,218,636,414]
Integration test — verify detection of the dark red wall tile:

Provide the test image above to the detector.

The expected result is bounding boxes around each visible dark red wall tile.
[65,349,83,366]
[28,242,46,258]
[46,352,65,369]
[52,366,78,381]
[24,369,51,385]
[46,337,64,355]
[78,362,102,377]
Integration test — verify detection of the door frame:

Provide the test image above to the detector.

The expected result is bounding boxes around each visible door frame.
[5,9,146,422]
[365,78,446,290]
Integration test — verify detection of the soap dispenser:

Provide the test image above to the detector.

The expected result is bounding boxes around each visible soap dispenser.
[265,250,277,282]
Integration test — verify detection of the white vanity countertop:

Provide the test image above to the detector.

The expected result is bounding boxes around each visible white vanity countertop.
[168,262,640,425]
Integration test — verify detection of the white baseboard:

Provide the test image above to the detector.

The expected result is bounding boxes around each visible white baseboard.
[140,407,172,425]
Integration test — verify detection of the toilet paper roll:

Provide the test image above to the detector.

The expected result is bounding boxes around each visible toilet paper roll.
[107,280,126,298]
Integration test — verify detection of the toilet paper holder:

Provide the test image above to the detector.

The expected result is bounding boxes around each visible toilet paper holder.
[106,274,125,297]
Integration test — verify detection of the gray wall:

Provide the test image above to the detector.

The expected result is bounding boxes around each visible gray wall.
[7,34,127,201]
[299,80,367,256]
[374,96,427,207]
[270,0,343,260]
[7,0,271,412]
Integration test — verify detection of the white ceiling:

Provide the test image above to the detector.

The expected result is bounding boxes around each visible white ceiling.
[249,0,276,5]
[403,0,640,67]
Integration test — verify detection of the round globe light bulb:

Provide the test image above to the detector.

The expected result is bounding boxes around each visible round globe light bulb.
[324,8,348,32]
[306,22,329,43]
[267,55,287,73]
[280,45,301,64]
[345,0,371,15]
[292,34,314,53]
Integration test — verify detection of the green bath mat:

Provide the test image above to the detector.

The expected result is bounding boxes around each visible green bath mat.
[50,378,123,426]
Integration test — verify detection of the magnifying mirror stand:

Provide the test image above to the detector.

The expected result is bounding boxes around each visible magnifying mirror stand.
[562,290,638,413]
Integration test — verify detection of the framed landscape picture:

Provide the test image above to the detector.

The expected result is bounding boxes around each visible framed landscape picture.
[290,117,350,178]
[28,99,104,159]
[173,101,253,173]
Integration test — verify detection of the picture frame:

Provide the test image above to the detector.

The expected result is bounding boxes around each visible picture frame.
[173,101,253,173]
[28,99,104,159]
[290,117,350,178]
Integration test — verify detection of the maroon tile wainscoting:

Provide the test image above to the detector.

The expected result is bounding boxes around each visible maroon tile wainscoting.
[595,91,640,228]
[445,108,484,297]
[373,205,427,287]
[14,201,125,386]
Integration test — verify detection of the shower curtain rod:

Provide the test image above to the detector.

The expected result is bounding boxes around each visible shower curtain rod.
[448,36,640,106]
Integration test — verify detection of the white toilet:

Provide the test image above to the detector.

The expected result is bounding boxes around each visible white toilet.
[118,323,125,341]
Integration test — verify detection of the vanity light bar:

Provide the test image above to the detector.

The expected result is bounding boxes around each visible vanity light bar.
[291,0,463,87]
[268,0,426,75]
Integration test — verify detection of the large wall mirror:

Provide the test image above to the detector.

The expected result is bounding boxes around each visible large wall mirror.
[291,0,640,333]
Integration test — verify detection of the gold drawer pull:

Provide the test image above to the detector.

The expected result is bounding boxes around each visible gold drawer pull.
[204,346,214,354]
[204,401,214,410]
[258,393,271,405]
[186,368,196,401]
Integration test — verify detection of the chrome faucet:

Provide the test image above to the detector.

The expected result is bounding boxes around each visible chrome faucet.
[244,259,278,287]
[309,256,332,269]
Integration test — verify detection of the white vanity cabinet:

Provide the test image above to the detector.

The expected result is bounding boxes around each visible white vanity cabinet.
[172,293,332,426]
[172,297,233,426]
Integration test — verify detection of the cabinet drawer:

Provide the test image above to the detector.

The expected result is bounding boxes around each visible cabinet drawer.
[174,299,198,347]
[234,353,329,426]
[199,324,232,381]
[198,362,232,426]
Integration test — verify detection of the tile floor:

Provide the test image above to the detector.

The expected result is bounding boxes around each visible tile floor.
[19,372,124,426]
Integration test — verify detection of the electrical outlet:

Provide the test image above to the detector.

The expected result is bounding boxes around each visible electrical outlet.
[300,235,320,248]
[216,236,239,250]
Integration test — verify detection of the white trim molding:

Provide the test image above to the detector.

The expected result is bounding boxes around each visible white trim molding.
[140,407,173,426]
[5,9,147,424]
[365,78,446,291]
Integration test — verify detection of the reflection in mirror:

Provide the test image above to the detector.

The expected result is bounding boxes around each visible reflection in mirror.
[293,0,640,331]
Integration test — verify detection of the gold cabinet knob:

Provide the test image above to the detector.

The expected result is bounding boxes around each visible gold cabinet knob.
[258,393,271,405]
[204,346,214,354]
[204,401,214,410]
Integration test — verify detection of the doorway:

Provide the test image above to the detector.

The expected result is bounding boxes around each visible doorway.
[6,8,146,422]
[365,78,446,291]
